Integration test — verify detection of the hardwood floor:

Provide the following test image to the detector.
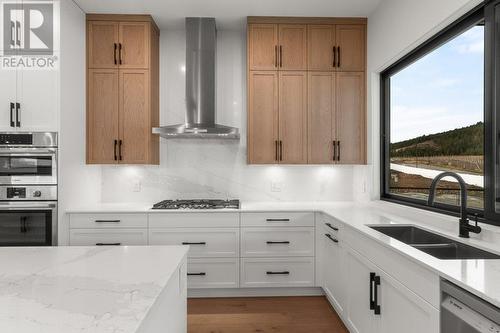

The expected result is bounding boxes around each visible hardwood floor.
[187,296,348,333]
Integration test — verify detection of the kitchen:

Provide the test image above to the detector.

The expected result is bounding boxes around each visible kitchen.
[1,0,500,332]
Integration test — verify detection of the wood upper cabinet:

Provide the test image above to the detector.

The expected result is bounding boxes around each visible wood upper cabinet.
[87,21,119,69]
[248,24,278,70]
[308,25,335,71]
[86,15,159,165]
[308,72,335,164]
[336,25,366,71]
[119,22,150,69]
[278,25,307,70]
[248,71,279,164]
[87,69,119,164]
[336,72,366,164]
[279,71,307,163]
[247,17,366,165]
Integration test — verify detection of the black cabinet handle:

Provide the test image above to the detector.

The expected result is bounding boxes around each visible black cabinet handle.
[275,140,278,161]
[182,242,206,245]
[10,21,15,46]
[266,241,290,244]
[333,46,336,67]
[275,45,278,68]
[337,46,341,68]
[325,223,338,231]
[114,139,118,161]
[325,233,339,243]
[16,21,20,46]
[94,219,121,223]
[279,45,283,67]
[279,140,283,161]
[96,242,121,246]
[374,274,381,315]
[337,141,341,161]
[15,103,20,127]
[9,102,14,127]
[118,140,123,160]
[370,272,375,310]
[113,43,117,65]
[187,272,206,276]
[119,43,123,65]
[266,271,289,275]
[266,218,290,222]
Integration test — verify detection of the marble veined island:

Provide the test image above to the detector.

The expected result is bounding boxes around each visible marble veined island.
[0,245,188,333]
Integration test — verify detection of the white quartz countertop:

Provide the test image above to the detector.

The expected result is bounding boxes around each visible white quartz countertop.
[65,200,500,308]
[0,245,188,333]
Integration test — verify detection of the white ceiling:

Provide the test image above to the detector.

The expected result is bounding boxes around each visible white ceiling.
[73,0,382,29]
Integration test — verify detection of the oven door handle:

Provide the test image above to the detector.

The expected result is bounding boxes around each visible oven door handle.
[0,203,56,210]
[0,148,57,155]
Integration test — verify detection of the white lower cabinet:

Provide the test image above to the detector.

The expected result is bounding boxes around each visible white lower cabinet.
[240,257,315,287]
[344,245,439,333]
[240,227,314,257]
[69,229,148,246]
[187,258,239,289]
[322,230,346,317]
[149,228,239,258]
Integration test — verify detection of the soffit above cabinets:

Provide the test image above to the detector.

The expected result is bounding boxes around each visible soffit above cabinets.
[73,0,382,29]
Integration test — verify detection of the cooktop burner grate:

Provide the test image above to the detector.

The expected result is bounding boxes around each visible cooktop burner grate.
[152,199,240,210]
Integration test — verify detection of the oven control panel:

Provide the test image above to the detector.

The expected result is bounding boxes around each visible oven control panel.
[0,186,56,201]
[0,134,33,145]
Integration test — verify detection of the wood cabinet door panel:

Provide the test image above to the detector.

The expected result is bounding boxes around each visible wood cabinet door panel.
[336,25,366,71]
[336,72,365,164]
[308,72,334,164]
[87,21,119,69]
[248,71,279,164]
[279,25,307,70]
[119,22,150,69]
[119,70,150,164]
[308,25,335,70]
[87,69,119,164]
[248,24,278,70]
[279,71,307,164]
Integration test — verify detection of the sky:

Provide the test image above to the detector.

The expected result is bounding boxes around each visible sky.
[390,25,484,143]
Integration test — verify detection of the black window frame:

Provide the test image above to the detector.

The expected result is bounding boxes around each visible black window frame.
[380,2,500,226]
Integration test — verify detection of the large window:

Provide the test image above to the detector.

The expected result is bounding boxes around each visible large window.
[380,6,498,221]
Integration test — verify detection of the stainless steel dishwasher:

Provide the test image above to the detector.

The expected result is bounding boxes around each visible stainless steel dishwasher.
[441,279,500,333]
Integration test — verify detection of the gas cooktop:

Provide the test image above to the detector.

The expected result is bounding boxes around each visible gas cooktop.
[152,199,240,210]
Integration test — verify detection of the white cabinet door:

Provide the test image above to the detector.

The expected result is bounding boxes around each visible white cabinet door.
[345,246,378,333]
[0,67,18,131]
[17,63,59,131]
[187,258,239,289]
[378,269,439,333]
[322,232,347,317]
[240,227,314,257]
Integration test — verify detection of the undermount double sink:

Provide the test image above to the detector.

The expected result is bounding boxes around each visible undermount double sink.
[369,225,500,260]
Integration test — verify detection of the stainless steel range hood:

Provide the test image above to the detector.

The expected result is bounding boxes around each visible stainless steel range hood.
[153,17,240,139]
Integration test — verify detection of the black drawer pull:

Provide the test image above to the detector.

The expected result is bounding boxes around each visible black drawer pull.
[182,242,206,245]
[374,274,381,315]
[187,272,206,276]
[325,233,339,243]
[96,242,121,246]
[94,220,121,223]
[266,241,290,244]
[266,218,290,222]
[266,271,290,275]
[370,272,375,310]
[325,223,338,231]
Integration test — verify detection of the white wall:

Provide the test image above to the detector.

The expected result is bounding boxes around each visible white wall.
[362,0,483,200]
[58,0,101,244]
[100,29,356,203]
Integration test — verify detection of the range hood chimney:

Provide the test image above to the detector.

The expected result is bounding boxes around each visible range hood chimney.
[153,17,240,139]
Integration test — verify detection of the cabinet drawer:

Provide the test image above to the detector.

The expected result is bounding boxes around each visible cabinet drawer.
[241,227,314,257]
[241,212,314,227]
[69,229,148,246]
[69,213,147,229]
[149,228,239,258]
[240,257,315,287]
[149,213,239,228]
[187,258,239,289]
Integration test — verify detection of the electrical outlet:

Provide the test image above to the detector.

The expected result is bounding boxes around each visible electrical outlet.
[271,181,283,192]
[132,180,141,192]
